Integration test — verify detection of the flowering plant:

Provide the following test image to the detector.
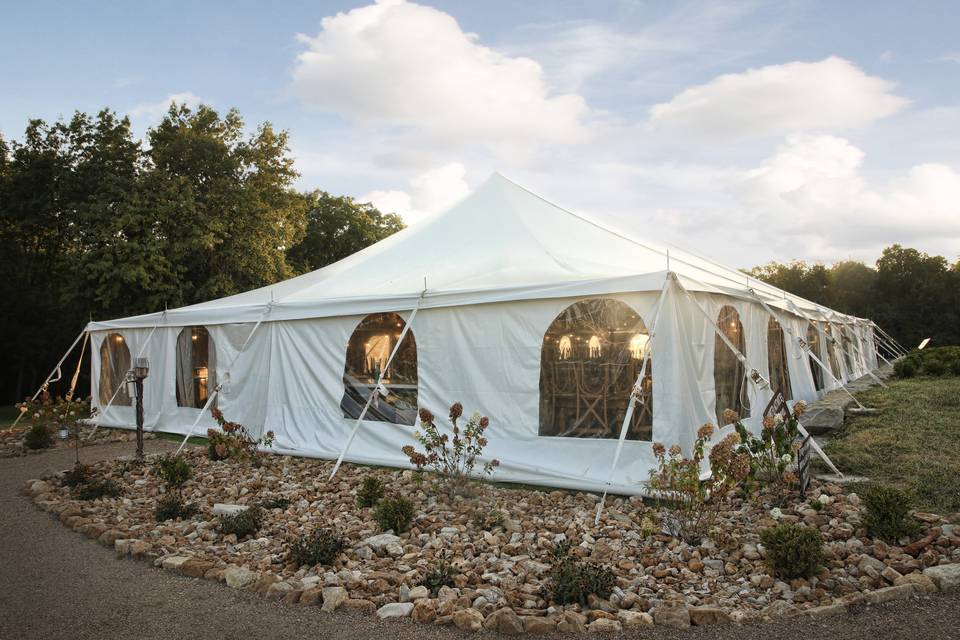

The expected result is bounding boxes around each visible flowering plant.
[648,423,750,545]
[730,401,806,496]
[402,402,499,496]
[207,407,274,462]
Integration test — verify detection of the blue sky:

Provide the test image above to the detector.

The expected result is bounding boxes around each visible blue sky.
[2,0,958,266]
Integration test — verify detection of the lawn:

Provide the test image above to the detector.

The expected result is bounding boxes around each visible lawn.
[822,375,960,515]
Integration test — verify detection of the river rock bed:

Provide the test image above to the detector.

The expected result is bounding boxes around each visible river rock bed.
[1,425,152,458]
[24,450,960,633]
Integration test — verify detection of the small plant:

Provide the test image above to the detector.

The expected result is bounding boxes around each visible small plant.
[860,484,920,543]
[153,455,192,497]
[402,403,499,496]
[472,506,505,530]
[62,463,91,488]
[373,494,415,533]
[647,424,749,545]
[207,407,275,462]
[760,523,825,579]
[259,496,291,510]
[219,505,264,538]
[290,528,344,567]
[356,476,385,509]
[548,540,616,606]
[24,423,52,450]
[732,402,807,496]
[809,499,823,512]
[422,550,459,594]
[155,494,199,521]
[75,477,121,501]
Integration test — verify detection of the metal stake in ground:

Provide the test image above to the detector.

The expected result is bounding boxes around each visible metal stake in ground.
[127,358,150,460]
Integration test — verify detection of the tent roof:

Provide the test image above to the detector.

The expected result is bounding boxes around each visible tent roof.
[89,173,861,330]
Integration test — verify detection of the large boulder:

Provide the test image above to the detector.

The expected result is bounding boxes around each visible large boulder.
[224,566,256,589]
[482,608,524,635]
[376,602,414,619]
[652,602,690,629]
[452,608,485,631]
[321,586,349,612]
[924,564,960,591]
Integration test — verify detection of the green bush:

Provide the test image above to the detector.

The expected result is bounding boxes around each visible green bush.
[219,505,264,538]
[860,484,920,543]
[373,495,415,533]
[24,423,52,450]
[924,359,948,376]
[548,540,616,606]
[155,494,198,522]
[356,476,385,509]
[951,359,960,376]
[760,523,824,579]
[894,358,918,378]
[421,551,458,594]
[62,463,91,488]
[75,478,121,501]
[290,528,344,567]
[153,455,192,495]
[259,496,291,510]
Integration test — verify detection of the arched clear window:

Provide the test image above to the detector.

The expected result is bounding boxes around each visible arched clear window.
[767,317,793,401]
[539,298,652,441]
[176,327,216,409]
[807,324,825,391]
[99,333,131,406]
[715,305,750,425]
[825,324,842,380]
[341,313,418,426]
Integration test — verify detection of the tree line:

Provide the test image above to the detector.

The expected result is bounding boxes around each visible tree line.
[0,105,403,403]
[3,105,956,404]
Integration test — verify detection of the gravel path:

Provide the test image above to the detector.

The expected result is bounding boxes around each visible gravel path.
[2,440,958,640]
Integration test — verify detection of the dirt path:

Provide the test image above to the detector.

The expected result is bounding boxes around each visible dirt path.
[1,440,958,640]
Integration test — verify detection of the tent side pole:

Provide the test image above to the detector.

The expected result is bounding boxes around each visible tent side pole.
[9,329,86,430]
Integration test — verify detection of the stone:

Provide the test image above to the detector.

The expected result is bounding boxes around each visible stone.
[407,585,429,601]
[863,584,916,604]
[180,558,214,578]
[361,533,402,553]
[557,611,587,633]
[300,587,323,605]
[522,616,557,634]
[764,600,799,618]
[587,618,622,633]
[483,608,524,635]
[343,599,377,614]
[376,602,415,619]
[590,540,615,562]
[923,565,960,591]
[894,573,939,594]
[689,606,732,625]
[411,600,437,623]
[224,566,257,589]
[114,539,134,556]
[321,586,349,612]
[452,608,484,631]
[283,590,303,605]
[161,555,190,571]
[802,405,845,435]
[805,603,846,619]
[29,480,53,495]
[266,581,293,600]
[212,503,249,516]
[881,566,902,583]
[129,541,152,559]
[858,555,886,575]
[98,529,124,546]
[652,602,690,629]
[617,610,653,628]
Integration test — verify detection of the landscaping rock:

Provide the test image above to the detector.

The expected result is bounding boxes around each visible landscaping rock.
[452,608,484,631]
[894,573,939,593]
[557,611,588,633]
[587,618,621,633]
[924,564,960,591]
[689,606,732,625]
[483,608,524,635]
[652,602,690,628]
[224,566,256,589]
[161,555,190,571]
[300,587,323,605]
[212,503,248,517]
[362,533,401,553]
[376,602,414,619]
[522,616,557,634]
[321,586,348,612]
[617,610,653,628]
[411,600,437,623]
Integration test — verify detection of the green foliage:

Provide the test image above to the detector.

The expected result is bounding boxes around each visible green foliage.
[75,477,121,501]
[289,528,344,567]
[155,494,198,522]
[219,505,264,538]
[402,403,500,496]
[547,540,616,606]
[860,484,920,543]
[732,402,806,495]
[62,463,91,488]
[648,425,749,545]
[153,455,192,496]
[472,506,505,531]
[760,523,825,579]
[207,407,274,462]
[896,346,960,379]
[24,423,52,449]
[373,495,415,533]
[356,476,385,509]
[894,358,918,378]
[421,551,458,594]
[259,496,291,510]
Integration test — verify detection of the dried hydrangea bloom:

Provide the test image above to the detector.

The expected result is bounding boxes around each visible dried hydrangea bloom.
[723,408,739,424]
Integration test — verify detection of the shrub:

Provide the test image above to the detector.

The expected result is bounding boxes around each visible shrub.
[356,476,385,509]
[422,550,458,594]
[219,505,264,538]
[373,495,415,533]
[290,528,344,567]
[472,506,505,531]
[924,359,948,376]
[207,407,275,462]
[894,358,918,378]
[24,423,52,450]
[860,484,920,543]
[75,477,121,501]
[951,359,960,376]
[648,424,749,545]
[62,463,91,488]
[153,455,192,497]
[548,540,616,606]
[732,402,806,494]
[402,403,499,496]
[155,494,199,522]
[760,523,825,579]
[259,496,291,510]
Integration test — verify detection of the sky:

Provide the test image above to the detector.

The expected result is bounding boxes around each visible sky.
[1,0,958,267]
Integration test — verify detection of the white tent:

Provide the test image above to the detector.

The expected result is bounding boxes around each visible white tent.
[87,174,881,494]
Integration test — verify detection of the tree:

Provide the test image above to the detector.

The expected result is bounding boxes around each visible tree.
[287,190,405,273]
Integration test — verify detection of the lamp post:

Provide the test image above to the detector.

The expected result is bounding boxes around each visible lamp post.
[127,357,150,460]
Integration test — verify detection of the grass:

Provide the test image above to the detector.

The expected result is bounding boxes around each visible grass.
[155,431,209,447]
[822,375,960,515]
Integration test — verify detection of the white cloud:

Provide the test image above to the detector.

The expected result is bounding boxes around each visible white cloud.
[932,52,960,64]
[129,92,203,120]
[360,161,470,224]
[291,0,591,150]
[649,57,909,140]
